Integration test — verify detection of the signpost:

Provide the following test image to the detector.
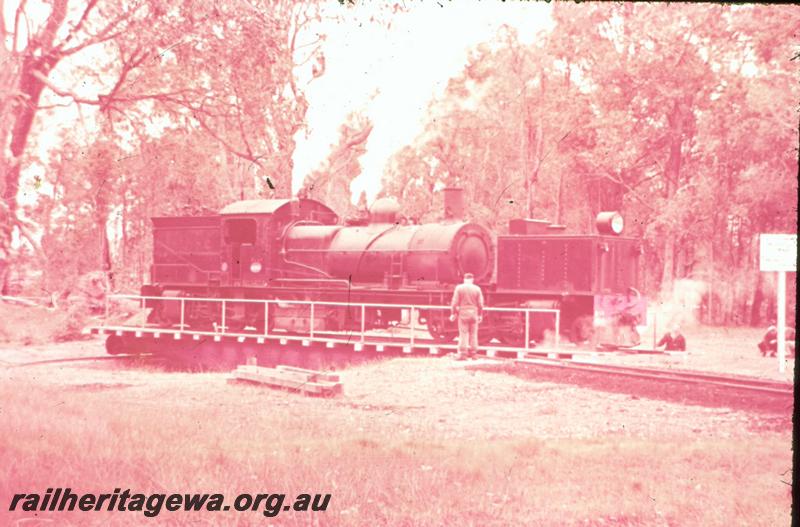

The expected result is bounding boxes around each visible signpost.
[759,234,797,373]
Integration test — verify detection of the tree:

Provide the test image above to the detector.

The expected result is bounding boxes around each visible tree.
[301,112,373,216]
[545,3,799,306]
[382,4,798,324]
[1,0,326,292]
[33,137,121,296]
[382,26,599,231]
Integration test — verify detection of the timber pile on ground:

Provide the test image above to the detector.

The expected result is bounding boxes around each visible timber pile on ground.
[230,364,342,396]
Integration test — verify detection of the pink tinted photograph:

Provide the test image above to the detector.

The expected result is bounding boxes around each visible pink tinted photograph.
[1,1,797,525]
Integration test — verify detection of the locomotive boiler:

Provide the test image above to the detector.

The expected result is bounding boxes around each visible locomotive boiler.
[283,197,494,286]
[140,188,645,349]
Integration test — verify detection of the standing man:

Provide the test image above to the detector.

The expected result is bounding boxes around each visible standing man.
[449,272,484,360]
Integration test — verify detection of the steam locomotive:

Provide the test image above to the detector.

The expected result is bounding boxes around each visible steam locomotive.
[139,188,645,348]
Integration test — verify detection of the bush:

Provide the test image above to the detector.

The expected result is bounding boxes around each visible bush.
[0,303,77,345]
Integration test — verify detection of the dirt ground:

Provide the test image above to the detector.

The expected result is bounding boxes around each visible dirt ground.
[602,326,796,382]
[1,337,792,442]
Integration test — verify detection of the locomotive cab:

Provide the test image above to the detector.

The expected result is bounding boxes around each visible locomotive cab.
[218,199,338,287]
[220,215,261,285]
[144,198,338,330]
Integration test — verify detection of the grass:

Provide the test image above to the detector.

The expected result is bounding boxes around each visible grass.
[619,324,796,381]
[638,324,775,355]
[0,375,791,527]
[0,303,77,345]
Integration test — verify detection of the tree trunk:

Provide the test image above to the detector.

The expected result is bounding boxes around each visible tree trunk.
[99,215,113,288]
[523,71,545,219]
[0,261,9,296]
[766,296,776,324]
[121,185,128,273]
[708,239,714,325]
[660,99,688,296]
[2,64,46,249]
[556,169,565,225]
[2,46,61,285]
[661,235,675,298]
[523,110,532,217]
[750,272,764,327]
[674,237,686,280]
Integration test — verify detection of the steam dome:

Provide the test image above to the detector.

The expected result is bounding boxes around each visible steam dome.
[369,197,401,224]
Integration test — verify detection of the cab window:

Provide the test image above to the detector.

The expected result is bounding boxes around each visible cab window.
[224,219,257,245]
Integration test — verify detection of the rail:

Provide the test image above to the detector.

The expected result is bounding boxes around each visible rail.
[513,357,793,396]
[101,293,561,352]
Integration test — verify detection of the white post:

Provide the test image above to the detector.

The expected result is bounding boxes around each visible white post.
[221,300,226,334]
[264,301,270,337]
[758,233,796,373]
[310,303,315,340]
[653,312,657,350]
[410,306,415,350]
[525,311,530,351]
[555,310,560,350]
[179,298,185,331]
[778,270,786,374]
[360,305,366,345]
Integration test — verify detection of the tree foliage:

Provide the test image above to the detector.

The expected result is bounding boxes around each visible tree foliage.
[383,3,798,324]
[300,111,373,217]
[1,0,326,293]
[0,2,794,327]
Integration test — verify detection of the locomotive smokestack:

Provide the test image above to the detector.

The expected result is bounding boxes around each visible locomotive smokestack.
[443,187,465,220]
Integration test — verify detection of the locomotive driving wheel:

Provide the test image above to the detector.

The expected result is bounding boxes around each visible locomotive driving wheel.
[426,311,458,343]
[477,312,497,345]
[493,311,526,348]
[496,330,525,348]
[570,315,595,345]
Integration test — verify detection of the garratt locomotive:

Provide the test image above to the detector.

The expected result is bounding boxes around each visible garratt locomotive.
[138,188,645,349]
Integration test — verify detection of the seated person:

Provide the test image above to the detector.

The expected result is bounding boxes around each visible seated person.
[657,326,686,351]
[758,324,796,357]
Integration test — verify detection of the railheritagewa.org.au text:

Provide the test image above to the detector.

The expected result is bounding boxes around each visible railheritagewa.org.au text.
[9,488,331,517]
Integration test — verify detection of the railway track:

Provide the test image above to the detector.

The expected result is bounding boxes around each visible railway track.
[17,349,790,400]
[26,327,794,399]
[12,354,157,368]
[508,356,794,397]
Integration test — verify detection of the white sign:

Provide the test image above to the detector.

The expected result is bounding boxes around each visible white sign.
[759,233,797,272]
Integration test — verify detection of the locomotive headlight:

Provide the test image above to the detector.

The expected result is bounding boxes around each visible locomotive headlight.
[596,211,624,235]
[249,261,262,273]
[221,262,228,272]
[611,214,624,234]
